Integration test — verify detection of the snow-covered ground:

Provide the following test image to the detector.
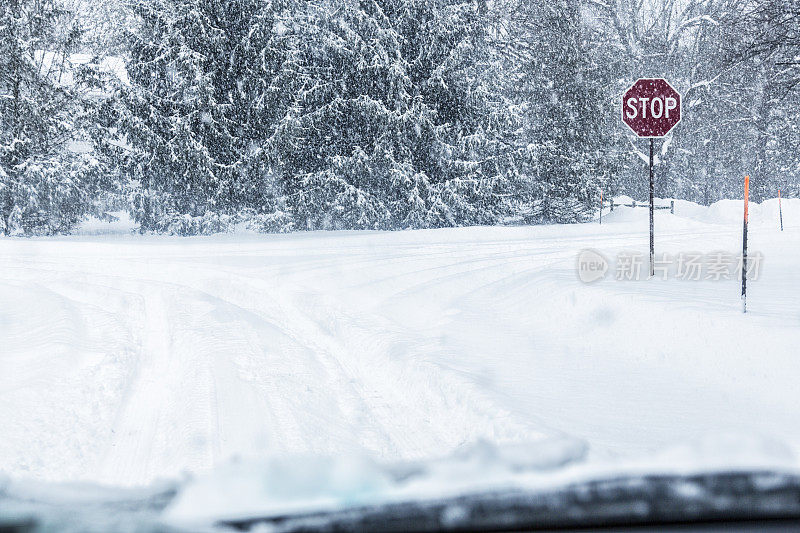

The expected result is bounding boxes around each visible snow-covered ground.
[1,198,799,499]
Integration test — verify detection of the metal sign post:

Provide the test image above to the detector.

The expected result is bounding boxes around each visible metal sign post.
[649,139,654,276]
[621,79,682,277]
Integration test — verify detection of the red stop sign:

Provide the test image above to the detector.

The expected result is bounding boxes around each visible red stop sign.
[622,79,681,137]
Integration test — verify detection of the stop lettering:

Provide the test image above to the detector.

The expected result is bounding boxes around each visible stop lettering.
[625,96,678,120]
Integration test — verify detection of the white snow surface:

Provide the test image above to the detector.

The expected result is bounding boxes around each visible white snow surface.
[1,198,800,502]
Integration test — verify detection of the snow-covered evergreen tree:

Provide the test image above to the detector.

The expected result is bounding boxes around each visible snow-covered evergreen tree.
[99,0,800,232]
[110,0,299,233]
[503,0,616,223]
[0,0,111,235]
[270,0,515,229]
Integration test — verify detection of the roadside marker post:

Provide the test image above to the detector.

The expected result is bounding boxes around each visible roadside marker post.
[742,175,749,314]
[779,189,784,231]
[600,190,603,225]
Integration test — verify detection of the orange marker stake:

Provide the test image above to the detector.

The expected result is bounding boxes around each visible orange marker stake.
[742,176,749,313]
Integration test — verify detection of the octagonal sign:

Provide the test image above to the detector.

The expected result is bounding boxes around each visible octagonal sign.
[622,79,681,138]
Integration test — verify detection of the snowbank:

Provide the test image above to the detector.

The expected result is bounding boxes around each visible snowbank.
[72,211,137,236]
[604,196,799,229]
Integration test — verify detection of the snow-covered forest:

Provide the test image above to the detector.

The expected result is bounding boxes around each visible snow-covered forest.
[1,0,798,235]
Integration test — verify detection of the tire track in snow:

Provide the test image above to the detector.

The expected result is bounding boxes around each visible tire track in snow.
[199,269,543,460]
[97,277,407,484]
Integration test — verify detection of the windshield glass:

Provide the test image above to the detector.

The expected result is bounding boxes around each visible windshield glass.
[1,0,799,530]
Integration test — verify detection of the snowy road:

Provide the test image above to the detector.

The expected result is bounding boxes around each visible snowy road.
[2,199,799,486]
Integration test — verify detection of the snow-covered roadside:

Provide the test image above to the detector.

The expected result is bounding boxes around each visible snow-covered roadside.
[1,197,799,496]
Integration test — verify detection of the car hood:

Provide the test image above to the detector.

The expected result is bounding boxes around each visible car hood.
[2,435,799,532]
